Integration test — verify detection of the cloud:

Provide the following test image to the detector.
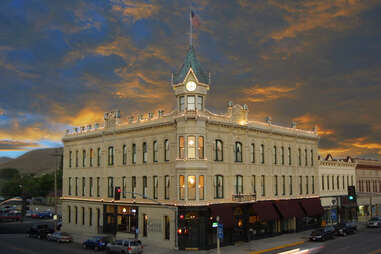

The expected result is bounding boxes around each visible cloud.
[0,140,40,151]
[111,0,160,22]
[243,82,303,103]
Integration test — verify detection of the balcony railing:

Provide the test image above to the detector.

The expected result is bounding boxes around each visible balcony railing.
[232,193,257,202]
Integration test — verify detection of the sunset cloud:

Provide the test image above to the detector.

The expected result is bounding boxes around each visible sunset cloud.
[0,140,40,151]
[244,83,303,103]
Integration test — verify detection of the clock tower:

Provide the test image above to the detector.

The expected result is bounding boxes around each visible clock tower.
[172,46,210,112]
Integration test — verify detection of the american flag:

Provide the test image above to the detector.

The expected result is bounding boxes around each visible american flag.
[191,10,200,28]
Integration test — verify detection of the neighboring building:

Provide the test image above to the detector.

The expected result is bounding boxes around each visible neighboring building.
[318,154,356,225]
[354,158,381,222]
[61,46,322,250]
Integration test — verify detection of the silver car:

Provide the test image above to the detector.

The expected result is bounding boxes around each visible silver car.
[106,239,143,254]
[368,216,381,228]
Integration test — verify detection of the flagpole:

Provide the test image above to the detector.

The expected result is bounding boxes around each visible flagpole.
[190,8,192,46]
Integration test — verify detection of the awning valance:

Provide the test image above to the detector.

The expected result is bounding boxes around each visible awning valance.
[252,201,280,221]
[299,198,324,217]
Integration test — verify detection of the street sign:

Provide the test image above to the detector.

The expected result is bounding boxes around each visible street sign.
[331,209,337,222]
[212,222,218,228]
[217,224,223,239]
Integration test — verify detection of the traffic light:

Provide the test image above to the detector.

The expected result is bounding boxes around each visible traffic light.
[115,186,121,200]
[348,185,356,201]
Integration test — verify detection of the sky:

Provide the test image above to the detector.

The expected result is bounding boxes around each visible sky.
[0,0,381,159]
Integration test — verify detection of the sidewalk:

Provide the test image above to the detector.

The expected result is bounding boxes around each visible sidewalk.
[143,230,314,254]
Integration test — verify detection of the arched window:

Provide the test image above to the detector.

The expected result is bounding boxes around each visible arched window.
[164,139,169,161]
[122,145,127,165]
[288,147,292,165]
[235,142,242,162]
[235,175,243,194]
[142,142,147,163]
[153,141,158,162]
[89,148,93,167]
[260,144,265,164]
[214,175,224,199]
[251,143,255,163]
[82,150,86,167]
[108,146,114,166]
[305,148,308,166]
[311,149,314,166]
[132,144,136,164]
[281,146,284,165]
[298,148,302,166]
[216,140,223,161]
[273,146,277,165]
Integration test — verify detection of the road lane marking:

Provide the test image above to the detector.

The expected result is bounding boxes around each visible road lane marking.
[368,249,381,254]
[250,241,305,254]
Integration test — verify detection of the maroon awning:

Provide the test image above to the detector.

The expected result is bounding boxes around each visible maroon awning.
[274,199,305,218]
[299,198,324,217]
[210,203,234,228]
[252,201,280,221]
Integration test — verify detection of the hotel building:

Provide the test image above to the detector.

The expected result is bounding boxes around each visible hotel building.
[61,46,323,250]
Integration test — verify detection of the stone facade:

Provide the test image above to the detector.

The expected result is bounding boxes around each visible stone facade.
[61,46,320,249]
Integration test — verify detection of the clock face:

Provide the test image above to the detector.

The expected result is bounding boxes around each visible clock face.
[186,81,197,91]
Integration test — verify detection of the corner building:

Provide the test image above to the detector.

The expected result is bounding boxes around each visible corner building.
[62,46,322,250]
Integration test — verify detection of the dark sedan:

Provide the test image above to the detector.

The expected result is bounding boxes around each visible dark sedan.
[310,226,336,241]
[335,222,357,236]
[82,236,113,251]
[47,232,72,243]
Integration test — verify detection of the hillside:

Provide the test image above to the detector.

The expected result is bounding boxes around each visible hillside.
[0,157,13,164]
[0,148,63,175]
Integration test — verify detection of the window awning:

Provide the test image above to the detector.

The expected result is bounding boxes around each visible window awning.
[252,201,280,221]
[274,199,305,218]
[209,203,234,228]
[299,198,324,217]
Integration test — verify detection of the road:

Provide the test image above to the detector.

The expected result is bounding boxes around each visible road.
[268,228,381,254]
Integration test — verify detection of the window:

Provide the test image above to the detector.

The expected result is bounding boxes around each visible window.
[311,149,314,166]
[96,177,100,197]
[251,143,255,163]
[235,175,243,195]
[143,176,147,198]
[298,148,301,166]
[122,145,127,165]
[327,175,330,190]
[197,96,203,110]
[90,148,93,167]
[164,139,169,161]
[164,216,170,240]
[142,142,147,163]
[235,142,242,162]
[82,150,86,167]
[188,176,196,200]
[188,136,196,159]
[299,176,302,195]
[132,176,136,198]
[274,175,278,196]
[153,141,158,162]
[179,137,185,159]
[75,206,78,224]
[179,175,185,200]
[68,177,72,196]
[143,214,148,237]
[153,176,158,199]
[306,176,309,194]
[216,140,223,161]
[337,176,340,190]
[261,175,265,196]
[252,175,256,194]
[273,146,277,165]
[289,176,293,195]
[107,177,113,198]
[198,136,204,159]
[312,176,315,194]
[351,176,354,186]
[132,144,136,164]
[332,175,334,190]
[281,147,285,165]
[179,96,185,111]
[122,177,126,198]
[215,175,224,199]
[75,177,78,196]
[282,175,286,195]
[75,150,79,168]
[97,148,101,167]
[108,146,114,166]
[322,175,325,190]
[89,177,93,197]
[305,148,308,166]
[260,144,265,164]
[288,147,292,165]
[187,95,195,110]
[68,206,71,223]
[69,151,72,168]
[199,175,204,200]
[82,207,85,225]
[346,175,349,189]
[165,175,170,200]
[89,207,92,226]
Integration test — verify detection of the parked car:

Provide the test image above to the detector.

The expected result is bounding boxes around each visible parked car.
[47,232,72,243]
[82,236,113,251]
[27,224,54,239]
[310,226,336,241]
[106,239,143,254]
[368,216,381,228]
[335,222,357,236]
[38,211,53,219]
[0,211,22,222]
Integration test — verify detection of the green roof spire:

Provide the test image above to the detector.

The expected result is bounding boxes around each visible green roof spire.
[173,46,209,84]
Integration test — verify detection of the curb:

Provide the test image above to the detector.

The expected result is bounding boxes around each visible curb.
[250,240,306,254]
